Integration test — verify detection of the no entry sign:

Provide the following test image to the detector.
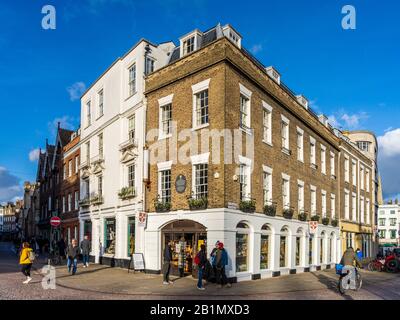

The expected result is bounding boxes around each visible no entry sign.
[50,216,61,227]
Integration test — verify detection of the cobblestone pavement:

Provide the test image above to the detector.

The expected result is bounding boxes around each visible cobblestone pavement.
[1,242,399,300]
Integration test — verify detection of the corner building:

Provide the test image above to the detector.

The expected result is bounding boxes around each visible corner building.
[144,25,346,281]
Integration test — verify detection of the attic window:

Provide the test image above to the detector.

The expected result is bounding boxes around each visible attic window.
[229,31,239,45]
[183,36,195,55]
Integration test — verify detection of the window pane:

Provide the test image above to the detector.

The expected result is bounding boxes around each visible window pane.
[236,233,248,272]
[260,235,269,269]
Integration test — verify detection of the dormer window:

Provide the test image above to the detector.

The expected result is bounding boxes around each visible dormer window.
[183,36,195,55]
[144,56,155,76]
[222,25,242,48]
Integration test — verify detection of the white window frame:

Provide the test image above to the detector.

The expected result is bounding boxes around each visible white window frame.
[310,185,317,216]
[331,194,336,219]
[262,165,273,205]
[86,100,91,127]
[281,115,290,153]
[352,192,357,222]
[330,151,335,177]
[98,88,104,118]
[297,180,305,212]
[191,153,210,199]
[128,63,136,97]
[321,145,326,175]
[366,199,370,225]
[282,173,291,209]
[239,84,252,134]
[352,160,357,186]
[366,169,370,192]
[296,127,304,162]
[158,94,174,139]
[74,191,79,210]
[68,193,72,212]
[321,190,327,218]
[360,165,364,190]
[344,189,350,220]
[192,79,210,130]
[262,101,272,145]
[344,155,350,183]
[157,161,173,203]
[360,196,365,224]
[239,155,252,201]
[310,136,316,166]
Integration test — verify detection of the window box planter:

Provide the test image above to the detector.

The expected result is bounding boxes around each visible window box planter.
[78,198,90,207]
[298,211,308,221]
[239,199,256,213]
[263,204,277,217]
[118,186,136,200]
[331,219,338,227]
[322,217,330,226]
[311,215,320,222]
[154,201,171,213]
[283,208,294,219]
[90,194,104,205]
[188,197,208,210]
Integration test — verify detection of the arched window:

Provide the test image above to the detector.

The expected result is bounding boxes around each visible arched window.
[260,224,272,270]
[330,232,336,263]
[320,232,326,264]
[295,228,304,266]
[280,226,289,268]
[236,221,250,272]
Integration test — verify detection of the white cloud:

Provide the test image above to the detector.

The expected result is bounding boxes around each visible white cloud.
[0,166,22,203]
[378,128,400,158]
[48,116,76,138]
[377,128,400,199]
[66,81,86,101]
[327,110,369,130]
[250,44,263,55]
[28,148,40,162]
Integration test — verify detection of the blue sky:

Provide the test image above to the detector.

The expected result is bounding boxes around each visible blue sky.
[0,0,399,203]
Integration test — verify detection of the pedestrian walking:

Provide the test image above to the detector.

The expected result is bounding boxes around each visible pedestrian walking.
[163,241,173,285]
[66,239,80,275]
[80,235,91,268]
[19,242,34,284]
[213,242,231,288]
[194,244,207,290]
[57,238,66,259]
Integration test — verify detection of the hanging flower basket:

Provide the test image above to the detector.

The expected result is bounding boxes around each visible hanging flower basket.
[331,219,338,227]
[154,201,171,213]
[188,197,208,210]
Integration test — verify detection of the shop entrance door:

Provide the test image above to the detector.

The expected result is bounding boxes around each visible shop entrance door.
[161,220,207,277]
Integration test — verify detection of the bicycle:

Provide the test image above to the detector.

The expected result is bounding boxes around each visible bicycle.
[367,259,385,272]
[48,249,63,266]
[337,265,362,294]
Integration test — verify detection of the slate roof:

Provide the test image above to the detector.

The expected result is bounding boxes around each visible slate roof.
[59,128,74,146]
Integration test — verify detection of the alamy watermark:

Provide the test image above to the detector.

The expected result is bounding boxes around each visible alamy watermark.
[41,5,56,30]
[342,5,356,30]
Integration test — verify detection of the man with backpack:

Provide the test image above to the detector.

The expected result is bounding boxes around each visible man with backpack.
[194,244,207,290]
[212,242,231,288]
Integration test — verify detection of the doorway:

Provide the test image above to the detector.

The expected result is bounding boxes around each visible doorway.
[161,220,207,277]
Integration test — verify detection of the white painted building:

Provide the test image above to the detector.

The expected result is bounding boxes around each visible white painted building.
[79,39,175,267]
[377,204,400,246]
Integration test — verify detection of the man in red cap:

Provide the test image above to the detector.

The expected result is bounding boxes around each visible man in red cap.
[213,242,231,288]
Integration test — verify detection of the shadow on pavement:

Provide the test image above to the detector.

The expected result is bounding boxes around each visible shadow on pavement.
[310,271,354,300]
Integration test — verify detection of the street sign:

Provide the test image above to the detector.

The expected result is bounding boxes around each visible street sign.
[50,216,61,227]
[309,221,318,235]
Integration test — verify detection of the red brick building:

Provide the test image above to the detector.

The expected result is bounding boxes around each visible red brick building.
[59,130,80,244]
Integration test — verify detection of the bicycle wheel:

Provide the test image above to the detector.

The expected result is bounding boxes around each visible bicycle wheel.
[355,273,362,291]
[386,260,399,273]
[338,277,347,295]
[367,262,375,272]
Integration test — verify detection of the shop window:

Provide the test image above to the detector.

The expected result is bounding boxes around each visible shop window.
[236,222,249,272]
[280,227,289,268]
[295,228,304,266]
[84,220,92,240]
[320,233,326,264]
[260,224,271,270]
[128,217,135,256]
[104,218,116,254]
[309,237,313,265]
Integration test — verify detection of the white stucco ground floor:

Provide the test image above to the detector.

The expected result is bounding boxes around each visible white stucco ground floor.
[81,208,341,282]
